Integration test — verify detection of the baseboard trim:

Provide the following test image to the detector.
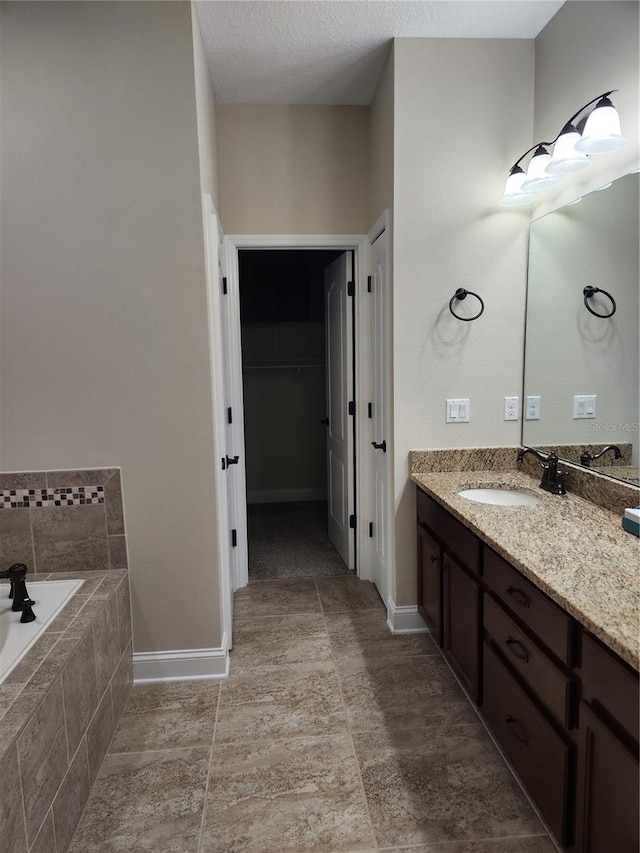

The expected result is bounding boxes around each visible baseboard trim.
[247,488,327,505]
[133,636,229,684]
[386,599,429,634]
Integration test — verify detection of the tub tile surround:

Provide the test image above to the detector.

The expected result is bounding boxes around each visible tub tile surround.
[410,447,640,669]
[0,467,128,573]
[0,569,133,852]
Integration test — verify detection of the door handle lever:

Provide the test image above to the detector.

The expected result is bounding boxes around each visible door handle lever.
[225,455,239,466]
[371,440,387,453]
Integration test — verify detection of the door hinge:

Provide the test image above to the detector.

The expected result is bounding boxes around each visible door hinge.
[369,522,374,538]
[349,514,357,529]
[231,529,237,547]
[222,276,228,295]
[348,401,355,416]
[367,275,372,293]
[227,407,233,424]
[347,280,355,297]
[367,402,373,419]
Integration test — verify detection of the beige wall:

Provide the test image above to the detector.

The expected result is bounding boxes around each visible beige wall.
[0,1,222,654]
[370,44,394,222]
[391,38,535,604]
[532,1,639,217]
[191,0,221,213]
[217,104,371,234]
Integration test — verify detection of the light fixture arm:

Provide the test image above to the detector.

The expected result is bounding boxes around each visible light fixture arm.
[507,90,618,173]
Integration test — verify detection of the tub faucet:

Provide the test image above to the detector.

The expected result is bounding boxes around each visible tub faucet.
[517,448,567,495]
[1,563,36,623]
[580,445,622,467]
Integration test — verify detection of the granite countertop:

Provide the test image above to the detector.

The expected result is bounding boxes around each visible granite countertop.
[411,469,640,671]
[591,465,639,484]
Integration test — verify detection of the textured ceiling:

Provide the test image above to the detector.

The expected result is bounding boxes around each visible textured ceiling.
[195,0,564,105]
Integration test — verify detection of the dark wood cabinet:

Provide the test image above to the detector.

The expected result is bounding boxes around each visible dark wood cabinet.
[575,700,639,853]
[483,641,573,845]
[443,553,482,703]
[414,483,640,853]
[417,520,443,645]
[416,490,481,698]
[575,631,639,853]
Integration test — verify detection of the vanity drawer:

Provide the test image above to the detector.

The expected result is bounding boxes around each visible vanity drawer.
[580,630,639,742]
[416,488,480,573]
[483,641,572,846]
[483,548,572,665]
[484,595,574,728]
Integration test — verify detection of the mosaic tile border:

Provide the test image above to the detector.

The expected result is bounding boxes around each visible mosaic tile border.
[1,485,105,509]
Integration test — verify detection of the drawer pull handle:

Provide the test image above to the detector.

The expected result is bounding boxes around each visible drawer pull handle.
[505,636,530,662]
[505,714,529,745]
[506,586,531,608]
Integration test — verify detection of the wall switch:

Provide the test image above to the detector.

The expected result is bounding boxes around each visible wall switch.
[525,396,541,420]
[446,399,470,423]
[504,396,519,421]
[573,394,597,419]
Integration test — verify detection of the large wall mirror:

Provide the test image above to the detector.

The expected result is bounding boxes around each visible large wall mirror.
[523,171,639,485]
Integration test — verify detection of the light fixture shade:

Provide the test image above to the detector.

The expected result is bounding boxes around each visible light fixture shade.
[574,97,627,154]
[500,166,536,207]
[521,146,563,191]
[546,124,592,175]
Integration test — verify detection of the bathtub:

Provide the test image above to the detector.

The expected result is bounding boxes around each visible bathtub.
[0,578,84,682]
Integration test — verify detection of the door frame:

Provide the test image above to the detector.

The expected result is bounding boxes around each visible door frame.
[225,233,381,585]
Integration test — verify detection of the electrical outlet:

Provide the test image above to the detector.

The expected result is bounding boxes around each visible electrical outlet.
[525,396,541,420]
[504,396,519,421]
[446,399,470,423]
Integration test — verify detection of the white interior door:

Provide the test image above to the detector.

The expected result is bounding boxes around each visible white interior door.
[219,234,249,594]
[368,221,390,605]
[325,252,354,570]
[203,199,233,647]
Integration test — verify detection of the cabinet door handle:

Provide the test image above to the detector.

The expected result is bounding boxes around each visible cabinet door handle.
[505,636,530,663]
[506,585,531,609]
[504,715,529,745]
[430,554,440,564]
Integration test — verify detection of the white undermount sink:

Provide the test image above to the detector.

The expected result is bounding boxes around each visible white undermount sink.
[458,488,540,506]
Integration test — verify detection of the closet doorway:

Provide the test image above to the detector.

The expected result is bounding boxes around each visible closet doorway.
[240,249,355,580]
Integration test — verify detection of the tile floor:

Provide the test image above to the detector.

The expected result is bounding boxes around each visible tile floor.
[68,575,559,852]
[248,502,350,579]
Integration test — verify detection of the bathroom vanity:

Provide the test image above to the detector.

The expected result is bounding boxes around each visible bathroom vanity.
[413,469,639,852]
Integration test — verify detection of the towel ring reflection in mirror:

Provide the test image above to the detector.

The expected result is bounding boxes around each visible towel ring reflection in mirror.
[449,288,485,322]
[583,286,617,318]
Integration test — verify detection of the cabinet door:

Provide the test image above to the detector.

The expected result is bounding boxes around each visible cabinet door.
[443,553,482,704]
[417,521,442,646]
[575,700,639,853]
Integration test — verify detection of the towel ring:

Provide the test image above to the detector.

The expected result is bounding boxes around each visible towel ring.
[583,286,616,318]
[449,288,484,322]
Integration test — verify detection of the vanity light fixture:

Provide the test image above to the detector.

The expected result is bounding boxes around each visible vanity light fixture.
[500,90,627,207]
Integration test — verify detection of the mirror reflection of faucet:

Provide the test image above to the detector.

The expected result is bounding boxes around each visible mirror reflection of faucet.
[580,445,622,467]
[0,563,36,623]
[517,448,567,495]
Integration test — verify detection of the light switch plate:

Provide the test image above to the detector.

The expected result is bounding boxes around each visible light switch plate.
[525,396,541,420]
[573,394,597,419]
[446,399,470,423]
[504,396,519,421]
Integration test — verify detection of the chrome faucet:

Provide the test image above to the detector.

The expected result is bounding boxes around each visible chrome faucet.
[0,563,36,623]
[580,444,622,467]
[517,448,567,495]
